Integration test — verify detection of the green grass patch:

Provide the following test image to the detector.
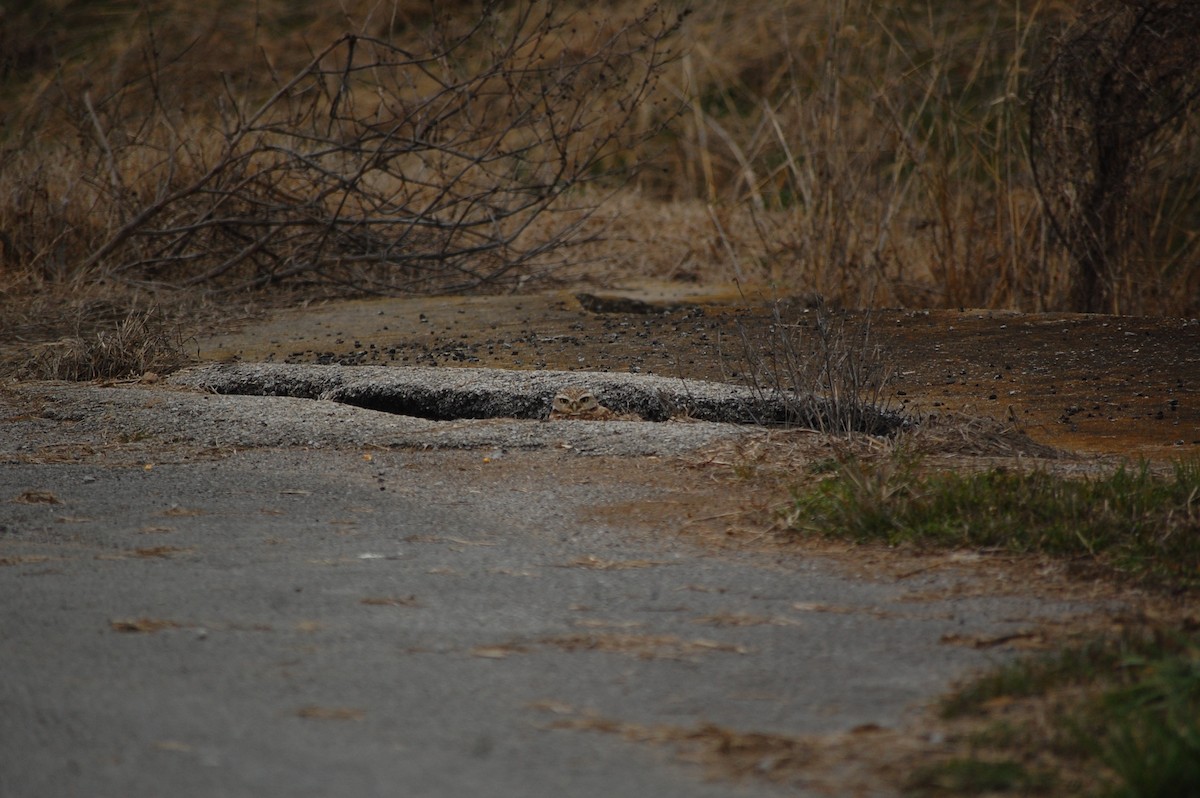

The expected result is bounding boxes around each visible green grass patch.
[941,636,1131,719]
[787,458,1200,592]
[927,630,1200,798]
[905,757,1054,796]
[1080,636,1200,798]
[789,455,1200,794]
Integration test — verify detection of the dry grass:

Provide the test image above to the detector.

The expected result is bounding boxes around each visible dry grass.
[3,303,193,381]
[3,0,1199,380]
[3,0,684,291]
[0,274,205,379]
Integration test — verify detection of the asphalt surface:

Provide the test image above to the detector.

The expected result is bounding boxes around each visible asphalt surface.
[1,374,1107,797]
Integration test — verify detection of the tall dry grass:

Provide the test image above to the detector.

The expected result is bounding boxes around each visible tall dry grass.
[644,0,1073,310]
[2,0,1198,338]
[678,0,1200,315]
[3,0,684,291]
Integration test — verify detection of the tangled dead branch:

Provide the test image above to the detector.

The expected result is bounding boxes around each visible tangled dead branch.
[58,2,685,294]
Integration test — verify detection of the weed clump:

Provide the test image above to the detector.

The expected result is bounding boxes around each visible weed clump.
[5,306,191,381]
[788,458,1200,592]
[926,629,1200,798]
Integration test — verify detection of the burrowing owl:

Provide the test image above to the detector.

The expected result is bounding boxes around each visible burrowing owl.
[548,387,631,420]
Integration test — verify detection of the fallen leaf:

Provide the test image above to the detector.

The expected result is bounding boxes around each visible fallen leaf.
[0,555,50,566]
[940,631,1047,650]
[110,618,182,633]
[849,723,884,735]
[543,633,747,659]
[982,695,1017,711]
[12,490,60,504]
[471,644,527,659]
[134,546,190,558]
[528,699,575,715]
[792,602,852,613]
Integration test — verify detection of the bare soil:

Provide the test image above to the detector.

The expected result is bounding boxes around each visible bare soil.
[197,288,1200,460]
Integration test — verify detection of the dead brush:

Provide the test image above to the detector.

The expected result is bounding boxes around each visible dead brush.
[1,1,686,296]
[734,302,899,437]
[1030,0,1200,314]
[13,307,192,382]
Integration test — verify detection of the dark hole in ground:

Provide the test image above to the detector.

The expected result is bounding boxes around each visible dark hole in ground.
[171,364,909,435]
[330,385,549,422]
[323,383,907,434]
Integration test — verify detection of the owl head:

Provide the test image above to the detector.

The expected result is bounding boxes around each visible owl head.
[551,388,601,416]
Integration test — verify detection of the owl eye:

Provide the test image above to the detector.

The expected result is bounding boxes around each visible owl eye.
[576,392,599,411]
[552,394,572,410]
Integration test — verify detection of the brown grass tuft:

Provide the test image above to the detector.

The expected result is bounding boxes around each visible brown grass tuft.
[3,301,193,381]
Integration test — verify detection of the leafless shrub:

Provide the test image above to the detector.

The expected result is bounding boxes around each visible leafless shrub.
[735,303,898,437]
[1031,0,1200,314]
[10,2,684,294]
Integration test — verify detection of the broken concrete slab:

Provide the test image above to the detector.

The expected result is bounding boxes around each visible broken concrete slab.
[2,380,747,459]
[167,363,907,434]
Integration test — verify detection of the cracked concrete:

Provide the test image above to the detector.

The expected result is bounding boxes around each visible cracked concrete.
[167,362,906,433]
[1,363,1114,797]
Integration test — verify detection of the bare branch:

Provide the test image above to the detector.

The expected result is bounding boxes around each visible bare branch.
[71,3,686,294]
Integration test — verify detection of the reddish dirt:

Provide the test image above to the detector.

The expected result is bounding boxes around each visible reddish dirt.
[860,309,1198,458]
[199,291,1200,460]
